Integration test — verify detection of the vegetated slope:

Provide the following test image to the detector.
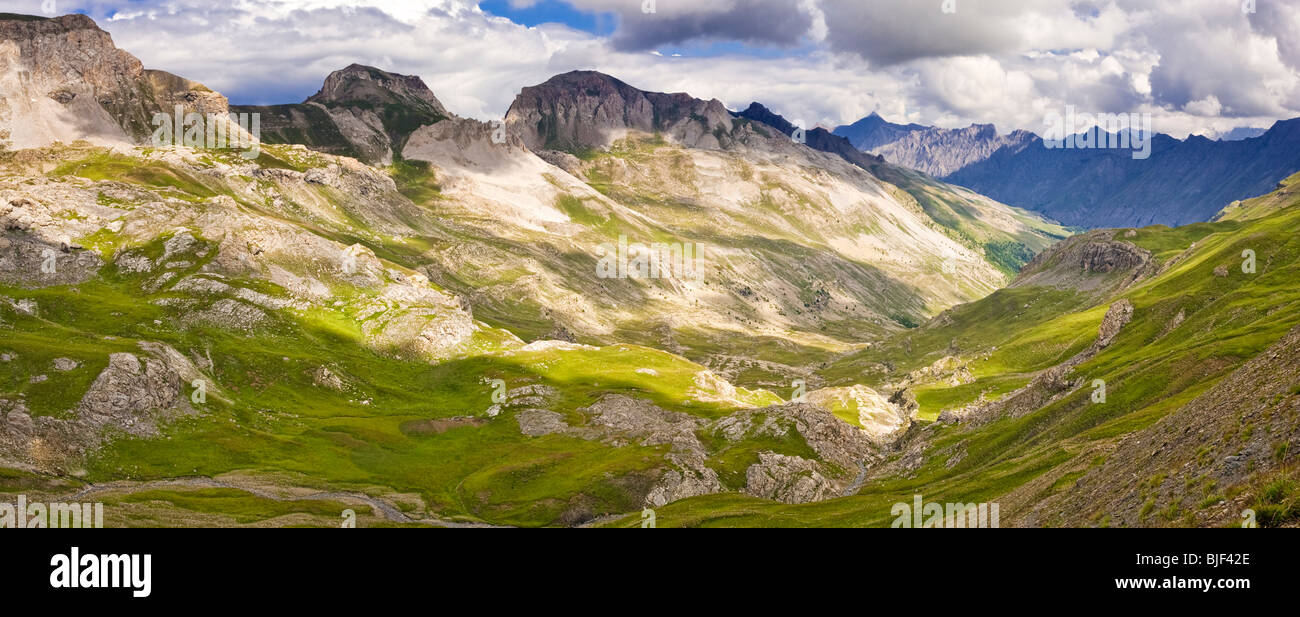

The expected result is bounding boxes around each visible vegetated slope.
[3,142,929,527]
[210,66,1070,389]
[604,172,1300,527]
[0,14,950,526]
[475,71,1066,380]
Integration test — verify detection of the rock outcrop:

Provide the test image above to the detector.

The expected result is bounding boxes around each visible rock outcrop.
[940,299,1134,425]
[803,385,912,444]
[1013,230,1155,297]
[745,452,835,504]
[0,341,210,473]
[509,392,884,509]
[872,123,1037,178]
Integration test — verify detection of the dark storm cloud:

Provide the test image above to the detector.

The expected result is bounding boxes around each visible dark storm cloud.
[546,0,815,51]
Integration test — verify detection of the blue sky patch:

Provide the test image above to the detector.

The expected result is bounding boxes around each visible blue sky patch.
[478,0,617,36]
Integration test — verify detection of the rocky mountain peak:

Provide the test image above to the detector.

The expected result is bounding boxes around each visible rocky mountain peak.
[732,102,884,169]
[504,70,734,152]
[0,12,226,150]
[232,64,449,165]
[833,111,929,151]
[307,64,446,117]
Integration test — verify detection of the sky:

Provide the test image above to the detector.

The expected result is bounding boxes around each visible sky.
[12,0,1300,139]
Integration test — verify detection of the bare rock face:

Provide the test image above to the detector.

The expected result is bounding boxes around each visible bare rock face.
[76,352,182,431]
[577,395,723,507]
[872,123,1038,178]
[744,452,835,504]
[889,388,920,416]
[768,403,882,470]
[587,394,708,454]
[645,467,724,507]
[0,341,208,472]
[0,232,102,288]
[1013,230,1154,296]
[0,14,227,149]
[1078,242,1149,274]
[311,366,345,391]
[516,409,570,437]
[185,298,271,331]
[309,64,446,116]
[1092,298,1134,350]
[712,402,882,504]
[803,386,911,445]
[504,70,735,152]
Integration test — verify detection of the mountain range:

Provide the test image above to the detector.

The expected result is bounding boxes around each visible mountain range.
[834,112,1300,229]
[1,12,1298,529]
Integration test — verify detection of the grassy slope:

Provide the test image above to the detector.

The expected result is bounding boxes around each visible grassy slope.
[602,174,1300,526]
[1,147,787,527]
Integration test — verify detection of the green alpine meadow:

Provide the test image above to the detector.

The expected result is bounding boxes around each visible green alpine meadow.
[2,6,1298,532]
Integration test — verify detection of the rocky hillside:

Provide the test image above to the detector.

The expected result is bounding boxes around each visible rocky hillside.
[0,13,227,150]
[11,10,1294,529]
[0,13,947,526]
[232,65,448,165]
[222,68,1068,387]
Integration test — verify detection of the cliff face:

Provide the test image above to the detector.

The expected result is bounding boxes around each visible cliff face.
[873,124,1037,178]
[0,13,226,150]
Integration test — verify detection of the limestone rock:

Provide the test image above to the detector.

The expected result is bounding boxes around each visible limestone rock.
[0,14,227,149]
[744,452,835,504]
